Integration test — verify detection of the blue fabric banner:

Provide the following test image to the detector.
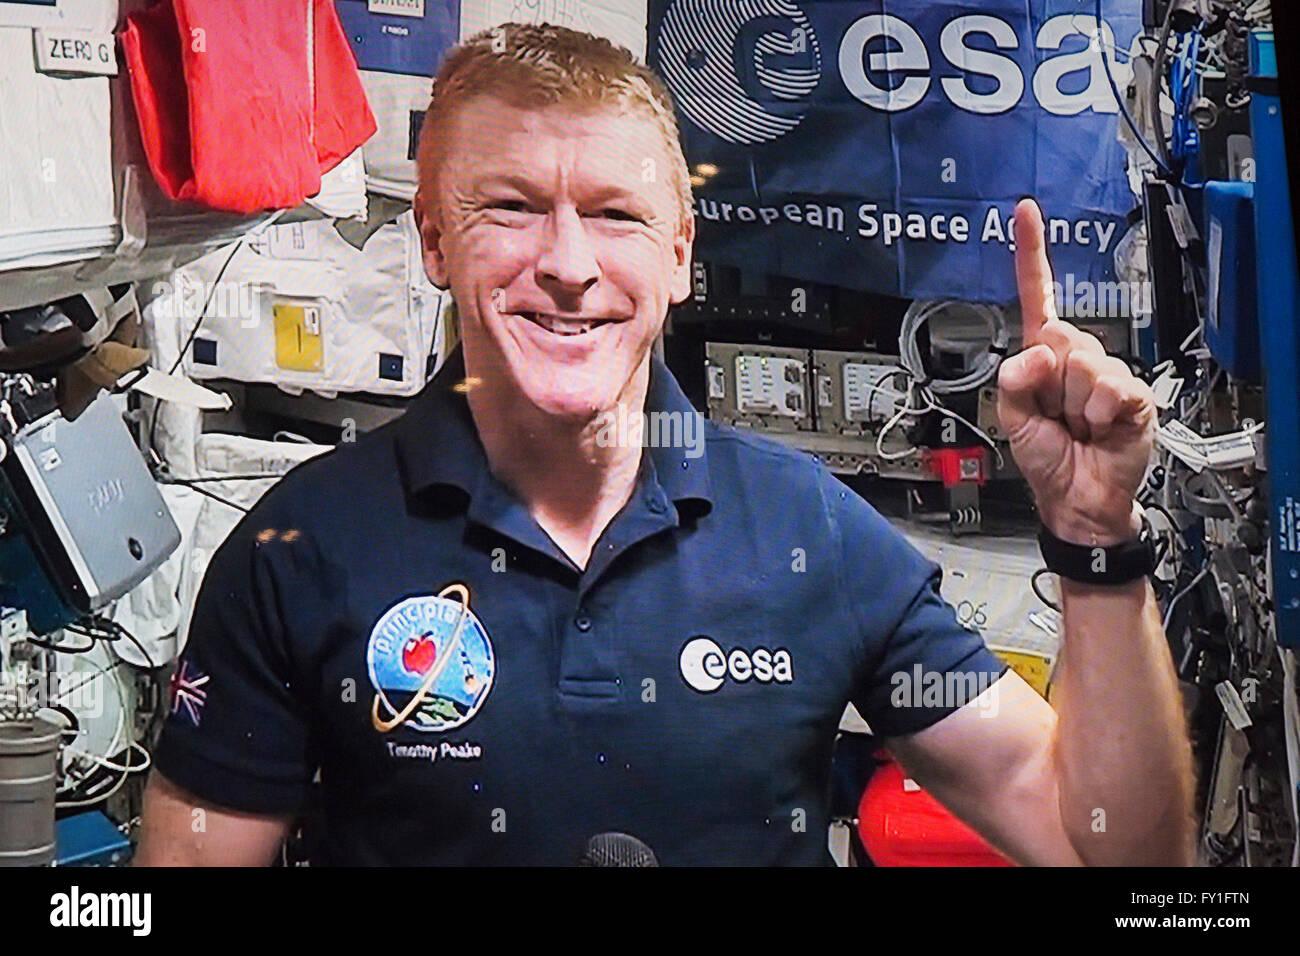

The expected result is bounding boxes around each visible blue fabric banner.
[649,0,1143,303]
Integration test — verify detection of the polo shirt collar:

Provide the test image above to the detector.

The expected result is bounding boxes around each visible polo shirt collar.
[396,346,713,517]
[642,348,713,515]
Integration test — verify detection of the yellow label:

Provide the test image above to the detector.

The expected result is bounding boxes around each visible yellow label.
[273,303,323,372]
[990,647,1054,699]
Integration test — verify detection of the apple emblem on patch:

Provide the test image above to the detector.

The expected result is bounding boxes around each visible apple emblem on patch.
[402,632,438,675]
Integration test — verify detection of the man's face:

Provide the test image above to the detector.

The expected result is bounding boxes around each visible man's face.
[417,95,695,421]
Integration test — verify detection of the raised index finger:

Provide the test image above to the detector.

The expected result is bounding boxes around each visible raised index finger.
[1014,197,1058,348]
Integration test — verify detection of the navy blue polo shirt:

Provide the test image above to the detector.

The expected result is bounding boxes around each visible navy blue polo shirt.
[153,347,1006,865]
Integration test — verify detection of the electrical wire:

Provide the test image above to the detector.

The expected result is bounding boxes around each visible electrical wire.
[1204,467,1247,524]
[872,299,1008,465]
[875,381,927,461]
[1031,568,1062,612]
[1170,31,1203,164]
[162,478,251,514]
[1177,314,1205,355]
[146,237,245,461]
[47,636,154,809]
[899,300,1008,395]
[173,472,293,483]
[1178,366,1223,424]
[1096,0,1175,178]
[67,615,158,670]
[101,617,157,671]
[50,654,128,795]
[1153,534,1171,569]
[1065,14,1160,59]
[163,205,290,379]
[55,744,149,809]
[1163,563,1211,631]
[34,705,80,744]
[110,623,159,672]
[48,660,124,710]
[26,630,96,654]
[1140,499,1186,560]
[1148,0,1206,175]
[873,373,1005,467]
[1149,0,1179,172]
[65,741,151,777]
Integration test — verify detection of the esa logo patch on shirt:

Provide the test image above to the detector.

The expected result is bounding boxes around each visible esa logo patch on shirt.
[366,584,495,733]
[679,636,793,693]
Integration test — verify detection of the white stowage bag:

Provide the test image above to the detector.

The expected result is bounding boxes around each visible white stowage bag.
[355,69,436,202]
[332,0,458,202]
[174,433,332,653]
[150,210,449,398]
[0,0,367,311]
[341,0,649,201]
[305,147,368,221]
[0,0,119,272]
[0,0,285,312]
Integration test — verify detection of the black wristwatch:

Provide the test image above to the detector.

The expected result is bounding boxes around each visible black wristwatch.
[1038,513,1158,586]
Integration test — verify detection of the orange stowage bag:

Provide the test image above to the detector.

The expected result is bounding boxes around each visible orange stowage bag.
[858,753,1015,867]
[120,0,376,214]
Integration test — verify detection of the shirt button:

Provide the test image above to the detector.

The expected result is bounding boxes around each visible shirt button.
[574,613,593,632]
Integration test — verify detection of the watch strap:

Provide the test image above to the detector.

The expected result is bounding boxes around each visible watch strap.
[1038,516,1158,585]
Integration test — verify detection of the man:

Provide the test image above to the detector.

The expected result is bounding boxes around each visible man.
[137,23,1194,866]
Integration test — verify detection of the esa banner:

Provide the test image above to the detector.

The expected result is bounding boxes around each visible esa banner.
[649,0,1143,303]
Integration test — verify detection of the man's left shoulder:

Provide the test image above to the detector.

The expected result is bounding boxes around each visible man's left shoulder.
[703,422,883,520]
[703,420,827,489]
[703,422,924,560]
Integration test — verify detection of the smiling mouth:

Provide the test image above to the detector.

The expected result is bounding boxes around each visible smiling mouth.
[518,312,617,337]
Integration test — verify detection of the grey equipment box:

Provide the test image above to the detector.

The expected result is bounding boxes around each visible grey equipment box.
[704,343,814,433]
[1,393,180,618]
[811,349,907,435]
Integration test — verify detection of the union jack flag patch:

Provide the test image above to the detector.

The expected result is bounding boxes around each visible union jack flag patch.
[168,660,210,726]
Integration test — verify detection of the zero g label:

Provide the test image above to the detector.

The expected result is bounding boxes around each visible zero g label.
[34,29,117,76]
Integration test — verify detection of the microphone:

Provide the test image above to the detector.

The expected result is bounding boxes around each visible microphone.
[579,832,659,866]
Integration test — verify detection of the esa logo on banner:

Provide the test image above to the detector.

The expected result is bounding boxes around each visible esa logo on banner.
[657,0,822,145]
[656,0,1141,143]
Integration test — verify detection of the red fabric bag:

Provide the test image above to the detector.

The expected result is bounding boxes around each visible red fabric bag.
[121,0,376,214]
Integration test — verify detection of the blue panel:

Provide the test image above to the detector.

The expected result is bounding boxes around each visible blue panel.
[56,812,132,867]
[334,0,459,77]
[1251,29,1277,79]
[1203,181,1259,381]
[0,474,79,635]
[1248,32,1300,647]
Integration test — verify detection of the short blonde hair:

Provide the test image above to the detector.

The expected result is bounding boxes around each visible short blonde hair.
[416,22,693,227]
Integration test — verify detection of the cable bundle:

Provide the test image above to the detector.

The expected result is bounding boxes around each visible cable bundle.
[898,299,1009,395]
